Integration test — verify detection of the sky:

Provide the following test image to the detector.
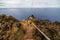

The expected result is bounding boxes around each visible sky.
[0,0,60,21]
[0,0,60,8]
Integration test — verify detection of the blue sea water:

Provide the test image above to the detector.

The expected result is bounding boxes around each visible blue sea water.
[0,8,60,21]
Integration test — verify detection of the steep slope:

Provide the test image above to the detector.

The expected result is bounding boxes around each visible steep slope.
[0,14,60,40]
[0,14,25,40]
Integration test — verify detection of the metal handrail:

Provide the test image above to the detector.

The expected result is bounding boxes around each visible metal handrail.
[32,23,51,40]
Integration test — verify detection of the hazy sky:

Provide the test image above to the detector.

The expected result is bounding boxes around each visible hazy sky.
[0,0,60,8]
[0,0,60,21]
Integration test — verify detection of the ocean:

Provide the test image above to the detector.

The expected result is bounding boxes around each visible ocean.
[0,8,60,21]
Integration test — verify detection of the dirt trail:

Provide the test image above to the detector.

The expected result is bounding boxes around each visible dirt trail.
[20,20,34,40]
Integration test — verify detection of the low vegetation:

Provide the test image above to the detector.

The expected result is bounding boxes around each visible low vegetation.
[0,14,60,40]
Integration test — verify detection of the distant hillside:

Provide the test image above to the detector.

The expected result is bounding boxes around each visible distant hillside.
[0,14,60,40]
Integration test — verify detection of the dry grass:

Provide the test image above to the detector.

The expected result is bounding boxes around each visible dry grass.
[0,14,60,40]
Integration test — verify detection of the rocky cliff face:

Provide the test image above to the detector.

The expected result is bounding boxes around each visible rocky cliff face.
[0,14,60,40]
